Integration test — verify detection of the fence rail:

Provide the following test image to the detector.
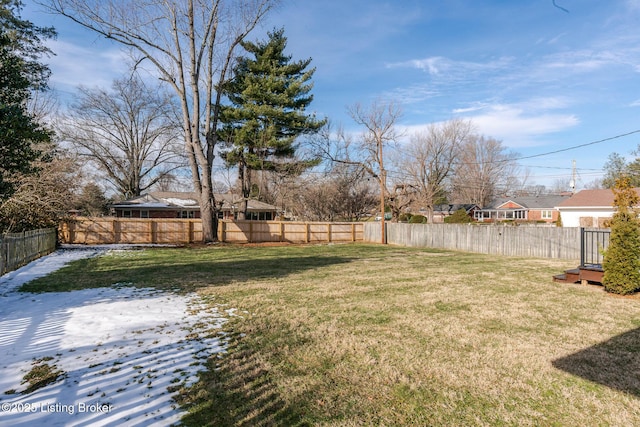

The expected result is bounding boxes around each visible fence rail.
[364,222,582,260]
[60,218,364,245]
[1,228,57,275]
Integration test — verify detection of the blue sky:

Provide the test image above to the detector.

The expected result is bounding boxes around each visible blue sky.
[24,0,640,190]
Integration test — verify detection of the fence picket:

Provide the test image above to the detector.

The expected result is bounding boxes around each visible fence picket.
[364,223,583,260]
[60,218,364,245]
[0,228,57,275]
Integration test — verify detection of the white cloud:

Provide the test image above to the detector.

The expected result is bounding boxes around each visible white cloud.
[401,101,579,148]
[464,104,580,147]
[387,56,513,76]
[383,84,441,105]
[626,0,640,10]
[46,39,130,94]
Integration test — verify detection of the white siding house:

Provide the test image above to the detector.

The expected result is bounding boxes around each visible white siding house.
[556,188,640,227]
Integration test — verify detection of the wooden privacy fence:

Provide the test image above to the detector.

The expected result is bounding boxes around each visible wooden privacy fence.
[60,218,364,244]
[1,228,57,275]
[364,222,582,260]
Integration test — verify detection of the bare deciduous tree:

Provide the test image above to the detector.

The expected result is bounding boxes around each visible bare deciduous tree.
[450,135,520,207]
[294,165,377,221]
[314,101,402,240]
[0,150,80,232]
[60,74,183,198]
[399,118,473,223]
[47,0,276,241]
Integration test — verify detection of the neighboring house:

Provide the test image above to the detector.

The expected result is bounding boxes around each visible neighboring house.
[475,195,570,223]
[110,192,279,220]
[555,188,640,227]
[431,204,479,223]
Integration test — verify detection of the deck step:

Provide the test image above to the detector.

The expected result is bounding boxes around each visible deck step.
[553,273,569,283]
[553,267,604,285]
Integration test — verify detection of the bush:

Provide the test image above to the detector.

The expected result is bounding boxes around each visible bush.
[398,213,412,223]
[602,177,640,295]
[444,209,474,224]
[409,214,427,224]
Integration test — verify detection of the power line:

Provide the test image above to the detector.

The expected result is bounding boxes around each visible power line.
[513,129,640,162]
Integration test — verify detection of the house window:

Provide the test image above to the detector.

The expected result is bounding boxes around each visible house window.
[541,210,553,220]
[178,210,195,219]
[122,210,132,218]
[140,210,149,218]
[258,212,272,220]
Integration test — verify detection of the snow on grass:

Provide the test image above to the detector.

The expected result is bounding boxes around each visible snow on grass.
[0,246,230,426]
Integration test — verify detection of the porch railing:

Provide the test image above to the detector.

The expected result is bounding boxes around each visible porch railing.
[580,227,610,269]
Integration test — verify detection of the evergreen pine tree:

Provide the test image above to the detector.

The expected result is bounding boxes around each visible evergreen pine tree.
[0,0,55,200]
[218,28,325,218]
[602,176,640,295]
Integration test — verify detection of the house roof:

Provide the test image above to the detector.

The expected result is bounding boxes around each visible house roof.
[111,192,278,211]
[484,195,570,210]
[433,204,478,214]
[556,188,640,208]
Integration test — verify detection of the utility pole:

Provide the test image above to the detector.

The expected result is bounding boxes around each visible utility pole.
[347,100,401,245]
[570,159,576,194]
[378,134,387,245]
[380,169,387,244]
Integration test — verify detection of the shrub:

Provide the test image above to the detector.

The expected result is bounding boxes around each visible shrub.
[444,209,474,224]
[409,214,427,224]
[602,176,640,295]
[398,213,413,223]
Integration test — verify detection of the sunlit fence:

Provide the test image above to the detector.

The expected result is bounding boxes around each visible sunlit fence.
[60,218,364,244]
[364,222,582,260]
[0,228,57,275]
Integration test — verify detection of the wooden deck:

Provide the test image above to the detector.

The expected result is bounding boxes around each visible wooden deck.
[553,265,604,285]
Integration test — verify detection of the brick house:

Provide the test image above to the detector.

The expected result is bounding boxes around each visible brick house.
[475,195,570,223]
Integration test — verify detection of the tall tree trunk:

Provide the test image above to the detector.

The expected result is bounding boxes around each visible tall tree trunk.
[48,0,275,242]
[199,187,218,243]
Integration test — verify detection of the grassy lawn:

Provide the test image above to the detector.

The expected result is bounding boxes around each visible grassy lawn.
[23,243,640,426]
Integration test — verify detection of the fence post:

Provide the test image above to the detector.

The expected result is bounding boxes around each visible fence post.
[67,221,74,244]
[149,220,155,243]
[112,219,120,243]
[0,234,5,275]
[580,227,585,268]
[193,220,197,243]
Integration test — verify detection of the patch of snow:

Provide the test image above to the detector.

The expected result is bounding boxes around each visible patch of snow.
[0,246,229,426]
[162,198,198,207]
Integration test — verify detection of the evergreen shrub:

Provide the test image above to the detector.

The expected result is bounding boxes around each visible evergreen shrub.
[602,176,640,295]
[444,209,474,224]
[409,214,427,224]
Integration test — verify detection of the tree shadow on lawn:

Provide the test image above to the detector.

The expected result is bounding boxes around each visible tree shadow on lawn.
[179,331,313,427]
[0,285,230,426]
[552,327,640,397]
[21,251,355,293]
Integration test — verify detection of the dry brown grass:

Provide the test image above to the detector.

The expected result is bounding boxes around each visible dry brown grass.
[179,244,640,426]
[26,243,640,425]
